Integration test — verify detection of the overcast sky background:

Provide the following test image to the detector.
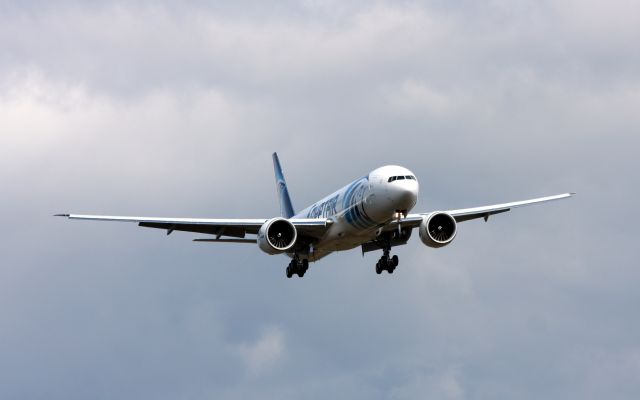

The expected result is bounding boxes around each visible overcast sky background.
[1,1,639,399]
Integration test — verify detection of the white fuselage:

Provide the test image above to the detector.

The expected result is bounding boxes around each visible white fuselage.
[294,165,419,261]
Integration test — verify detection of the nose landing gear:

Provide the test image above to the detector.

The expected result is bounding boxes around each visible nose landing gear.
[286,258,309,278]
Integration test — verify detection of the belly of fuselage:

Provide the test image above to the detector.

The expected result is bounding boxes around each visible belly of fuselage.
[311,199,393,258]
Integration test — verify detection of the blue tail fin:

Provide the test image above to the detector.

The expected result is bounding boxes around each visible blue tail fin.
[272,152,295,218]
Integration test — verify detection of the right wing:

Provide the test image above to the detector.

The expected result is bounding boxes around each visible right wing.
[55,214,331,241]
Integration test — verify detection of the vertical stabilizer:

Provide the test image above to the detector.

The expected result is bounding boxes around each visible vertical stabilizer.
[272,152,295,218]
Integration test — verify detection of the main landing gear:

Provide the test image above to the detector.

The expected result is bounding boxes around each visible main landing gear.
[286,258,309,278]
[375,248,399,275]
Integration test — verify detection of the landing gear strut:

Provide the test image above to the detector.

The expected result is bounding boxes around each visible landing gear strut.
[286,258,309,278]
[375,245,399,275]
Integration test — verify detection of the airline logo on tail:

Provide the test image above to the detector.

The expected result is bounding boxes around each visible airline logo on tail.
[272,152,295,218]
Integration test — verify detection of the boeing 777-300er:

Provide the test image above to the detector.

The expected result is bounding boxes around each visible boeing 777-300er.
[57,153,574,278]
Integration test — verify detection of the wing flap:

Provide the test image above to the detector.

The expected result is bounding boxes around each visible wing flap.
[139,222,249,237]
[193,238,257,243]
[453,208,510,223]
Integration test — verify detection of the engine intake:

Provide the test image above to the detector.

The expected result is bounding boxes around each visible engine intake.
[419,212,457,248]
[257,217,297,254]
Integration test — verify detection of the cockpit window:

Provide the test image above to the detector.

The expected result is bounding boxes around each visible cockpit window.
[388,175,416,182]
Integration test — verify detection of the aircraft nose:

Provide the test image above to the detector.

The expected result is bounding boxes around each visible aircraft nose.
[390,179,419,212]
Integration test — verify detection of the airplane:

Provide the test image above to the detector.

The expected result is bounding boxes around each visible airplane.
[57,153,574,278]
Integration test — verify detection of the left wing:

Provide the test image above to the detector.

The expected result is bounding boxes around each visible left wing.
[363,192,574,253]
[55,214,330,240]
[444,192,574,223]
[383,192,575,231]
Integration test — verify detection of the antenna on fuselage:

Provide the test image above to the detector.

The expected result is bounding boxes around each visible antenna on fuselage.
[272,152,295,218]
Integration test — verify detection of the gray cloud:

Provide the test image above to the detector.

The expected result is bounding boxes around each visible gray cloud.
[1,1,639,399]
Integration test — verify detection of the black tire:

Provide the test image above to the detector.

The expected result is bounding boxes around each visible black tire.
[375,261,382,274]
[382,257,391,271]
[286,266,293,278]
[392,255,399,267]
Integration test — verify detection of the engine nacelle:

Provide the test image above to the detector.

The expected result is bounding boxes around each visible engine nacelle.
[257,217,298,254]
[419,212,457,248]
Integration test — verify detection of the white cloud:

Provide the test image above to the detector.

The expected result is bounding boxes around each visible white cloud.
[1,1,639,399]
[237,325,286,375]
[384,79,466,118]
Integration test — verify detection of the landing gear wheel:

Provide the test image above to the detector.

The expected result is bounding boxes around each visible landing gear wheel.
[383,257,393,274]
[374,254,399,275]
[286,258,309,278]
[296,258,309,277]
[374,233,400,275]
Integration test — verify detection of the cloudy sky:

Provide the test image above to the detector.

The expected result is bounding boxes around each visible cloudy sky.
[1,0,639,398]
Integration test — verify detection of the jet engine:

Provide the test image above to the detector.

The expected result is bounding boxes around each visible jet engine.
[419,212,457,248]
[257,217,298,254]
